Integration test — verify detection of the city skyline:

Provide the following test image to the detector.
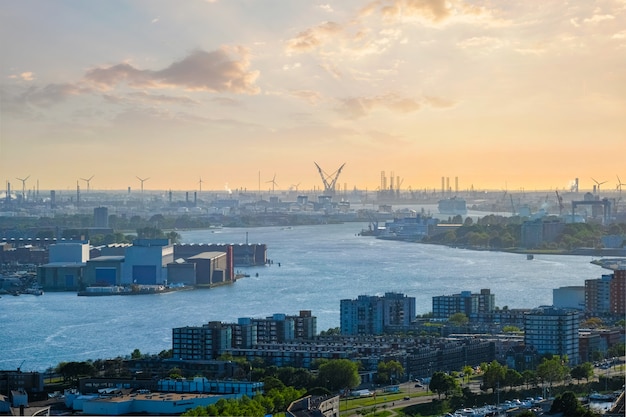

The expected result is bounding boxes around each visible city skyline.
[1,1,625,192]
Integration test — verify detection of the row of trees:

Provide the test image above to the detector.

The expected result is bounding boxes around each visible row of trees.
[427,214,625,250]
[428,357,601,401]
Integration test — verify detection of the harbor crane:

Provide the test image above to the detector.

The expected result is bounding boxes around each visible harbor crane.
[555,190,565,215]
[314,162,345,196]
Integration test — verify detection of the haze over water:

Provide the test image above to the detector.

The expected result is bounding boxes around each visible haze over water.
[1,222,601,372]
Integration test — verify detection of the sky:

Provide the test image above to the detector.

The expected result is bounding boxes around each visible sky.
[1,0,625,195]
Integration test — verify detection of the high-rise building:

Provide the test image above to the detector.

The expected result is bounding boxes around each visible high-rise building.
[585,274,612,315]
[432,289,495,319]
[340,292,415,336]
[610,269,625,315]
[524,307,580,365]
[93,206,109,228]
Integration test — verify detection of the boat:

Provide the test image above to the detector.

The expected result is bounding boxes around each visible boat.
[24,286,44,296]
[78,284,191,296]
[527,254,534,260]
[589,392,613,401]
[438,197,468,215]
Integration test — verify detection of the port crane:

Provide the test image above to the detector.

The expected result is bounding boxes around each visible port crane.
[314,162,345,196]
[555,190,565,215]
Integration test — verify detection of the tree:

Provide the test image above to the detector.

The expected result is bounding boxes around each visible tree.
[429,371,459,399]
[502,325,521,333]
[57,361,96,384]
[448,312,469,326]
[462,365,474,384]
[521,370,538,389]
[131,348,142,359]
[319,327,340,336]
[504,368,523,391]
[536,356,568,389]
[168,367,183,379]
[570,363,593,383]
[481,360,506,393]
[158,349,173,359]
[376,360,404,385]
[316,359,360,392]
[550,391,593,417]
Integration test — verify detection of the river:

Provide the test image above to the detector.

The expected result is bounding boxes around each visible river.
[0,222,601,372]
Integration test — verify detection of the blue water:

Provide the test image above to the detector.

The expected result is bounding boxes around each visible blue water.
[0,222,600,372]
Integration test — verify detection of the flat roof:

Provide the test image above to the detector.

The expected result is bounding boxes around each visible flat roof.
[90,392,217,403]
[41,262,86,268]
[188,251,226,260]
[88,256,125,262]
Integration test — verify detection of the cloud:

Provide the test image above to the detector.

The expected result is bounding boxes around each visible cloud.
[372,0,454,23]
[336,92,457,118]
[285,21,343,54]
[336,93,421,118]
[583,14,615,24]
[19,83,93,107]
[126,91,199,105]
[456,36,505,51]
[8,72,35,81]
[289,89,323,104]
[318,4,334,13]
[423,95,457,109]
[84,47,260,94]
[613,30,626,39]
[360,0,491,25]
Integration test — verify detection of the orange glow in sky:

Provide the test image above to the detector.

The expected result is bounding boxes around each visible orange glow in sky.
[1,1,624,193]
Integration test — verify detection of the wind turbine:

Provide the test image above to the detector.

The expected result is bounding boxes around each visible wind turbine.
[617,175,625,195]
[591,177,606,194]
[136,176,150,194]
[80,175,94,191]
[15,175,30,200]
[266,174,278,194]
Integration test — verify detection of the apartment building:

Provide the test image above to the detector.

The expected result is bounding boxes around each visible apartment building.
[524,306,580,365]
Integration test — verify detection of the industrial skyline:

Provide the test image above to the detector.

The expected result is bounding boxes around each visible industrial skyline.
[1,1,625,192]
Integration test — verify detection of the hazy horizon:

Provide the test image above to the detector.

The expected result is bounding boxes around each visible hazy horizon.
[1,1,624,192]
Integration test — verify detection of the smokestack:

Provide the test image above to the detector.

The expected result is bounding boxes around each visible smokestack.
[76,182,80,209]
[5,181,10,203]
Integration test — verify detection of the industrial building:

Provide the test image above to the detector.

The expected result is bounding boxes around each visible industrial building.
[552,286,585,310]
[37,240,89,291]
[64,378,263,416]
[37,238,240,291]
[121,238,173,285]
